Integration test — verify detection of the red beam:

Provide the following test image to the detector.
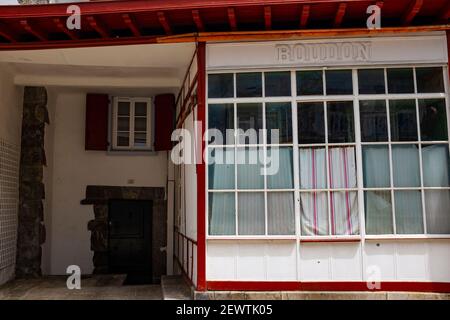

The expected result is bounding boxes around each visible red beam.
[192,9,204,32]
[157,11,172,35]
[227,7,238,32]
[264,6,272,31]
[53,17,78,40]
[375,1,384,9]
[121,13,141,37]
[20,19,47,41]
[300,4,310,29]
[86,15,110,38]
[0,22,16,42]
[334,3,347,28]
[402,0,423,26]
[439,2,450,22]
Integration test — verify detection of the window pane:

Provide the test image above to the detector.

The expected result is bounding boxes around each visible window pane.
[328,147,357,189]
[117,132,129,146]
[330,191,359,235]
[365,191,393,235]
[327,101,355,143]
[298,102,325,144]
[265,72,291,97]
[237,103,263,144]
[422,145,450,187]
[416,67,444,93]
[387,68,414,93]
[208,104,234,145]
[236,73,262,97]
[268,192,295,235]
[389,100,418,141]
[238,192,265,235]
[118,102,130,116]
[266,102,292,144]
[267,147,294,189]
[395,191,423,234]
[208,73,234,98]
[425,190,450,234]
[299,148,327,189]
[237,147,264,189]
[363,146,390,188]
[392,145,420,187]
[300,192,329,236]
[134,117,147,132]
[419,99,448,141]
[208,193,236,235]
[134,132,147,147]
[359,100,388,142]
[135,102,147,116]
[296,70,323,96]
[208,148,235,190]
[118,117,130,131]
[358,69,386,94]
[326,70,353,95]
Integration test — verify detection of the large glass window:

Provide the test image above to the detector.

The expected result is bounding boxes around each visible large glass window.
[207,66,450,238]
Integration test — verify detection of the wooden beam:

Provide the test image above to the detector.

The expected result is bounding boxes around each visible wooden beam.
[438,2,450,22]
[86,15,110,38]
[121,13,140,37]
[53,17,78,40]
[300,4,310,29]
[375,1,384,9]
[402,0,423,26]
[264,6,272,31]
[192,9,204,32]
[334,3,347,28]
[0,22,16,42]
[227,7,238,31]
[157,11,172,35]
[20,19,47,41]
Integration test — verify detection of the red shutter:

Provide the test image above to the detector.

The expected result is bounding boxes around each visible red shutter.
[154,94,175,151]
[85,93,109,151]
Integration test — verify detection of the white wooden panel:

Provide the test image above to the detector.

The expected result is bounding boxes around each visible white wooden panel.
[237,242,266,280]
[396,241,427,281]
[364,242,396,281]
[427,241,450,282]
[266,242,297,281]
[206,242,237,280]
[331,243,362,281]
[299,243,331,281]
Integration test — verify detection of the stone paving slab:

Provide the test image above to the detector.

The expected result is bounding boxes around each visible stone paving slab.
[161,276,192,300]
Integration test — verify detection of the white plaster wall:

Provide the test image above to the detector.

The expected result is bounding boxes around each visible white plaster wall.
[43,89,168,275]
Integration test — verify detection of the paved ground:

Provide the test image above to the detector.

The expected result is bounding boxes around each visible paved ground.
[0,275,164,300]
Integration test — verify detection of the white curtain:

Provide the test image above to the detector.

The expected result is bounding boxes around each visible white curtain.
[268,192,295,235]
[425,191,450,234]
[362,146,390,188]
[392,145,420,187]
[209,193,236,235]
[238,193,265,235]
[237,148,264,189]
[267,148,294,189]
[365,191,393,235]
[395,191,423,234]
[208,148,235,189]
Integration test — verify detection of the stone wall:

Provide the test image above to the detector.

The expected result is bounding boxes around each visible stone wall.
[82,186,167,283]
[15,87,48,278]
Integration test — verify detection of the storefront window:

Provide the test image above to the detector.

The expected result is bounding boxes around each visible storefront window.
[207,66,450,238]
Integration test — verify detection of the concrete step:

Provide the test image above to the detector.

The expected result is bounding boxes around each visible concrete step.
[161,276,192,300]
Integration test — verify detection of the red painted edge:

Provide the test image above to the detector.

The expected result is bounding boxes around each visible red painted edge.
[196,42,207,291]
[207,281,450,293]
[447,30,450,78]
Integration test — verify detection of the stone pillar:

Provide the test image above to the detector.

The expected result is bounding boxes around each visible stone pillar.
[16,87,48,278]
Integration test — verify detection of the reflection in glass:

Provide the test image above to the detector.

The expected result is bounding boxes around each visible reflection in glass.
[389,100,418,141]
[267,148,294,189]
[358,69,386,94]
[419,99,448,141]
[387,68,414,93]
[268,192,295,235]
[208,73,234,98]
[325,70,353,95]
[395,191,423,234]
[416,67,445,93]
[392,145,420,187]
[208,104,234,145]
[208,193,236,235]
[422,144,450,187]
[298,102,325,144]
[237,148,264,189]
[237,103,263,144]
[360,100,388,142]
[236,73,262,97]
[296,70,323,96]
[238,193,265,235]
[266,102,292,144]
[365,191,393,235]
[363,146,390,188]
[208,148,235,190]
[265,72,291,97]
[425,190,450,234]
[327,101,355,143]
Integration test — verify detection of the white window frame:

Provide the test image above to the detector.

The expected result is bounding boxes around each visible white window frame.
[206,64,450,241]
[111,97,153,151]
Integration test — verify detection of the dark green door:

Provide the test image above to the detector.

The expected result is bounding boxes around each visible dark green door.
[108,200,152,282]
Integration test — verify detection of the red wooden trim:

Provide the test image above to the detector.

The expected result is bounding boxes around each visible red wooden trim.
[207,281,450,293]
[402,0,423,26]
[53,18,78,40]
[20,19,47,41]
[264,6,272,31]
[192,10,205,32]
[86,15,110,38]
[299,4,310,28]
[0,22,16,43]
[439,2,450,22]
[158,11,173,35]
[334,3,347,28]
[300,238,361,243]
[196,42,207,292]
[122,13,141,37]
[375,1,384,9]
[447,30,450,79]
[227,8,238,32]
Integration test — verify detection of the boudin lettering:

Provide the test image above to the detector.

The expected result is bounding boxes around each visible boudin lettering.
[276,42,372,64]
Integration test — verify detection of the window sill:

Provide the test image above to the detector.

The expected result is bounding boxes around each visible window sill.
[299,236,361,243]
[206,236,297,241]
[365,235,450,240]
[106,149,158,156]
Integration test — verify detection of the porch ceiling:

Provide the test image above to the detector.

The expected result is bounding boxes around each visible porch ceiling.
[0,0,448,50]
